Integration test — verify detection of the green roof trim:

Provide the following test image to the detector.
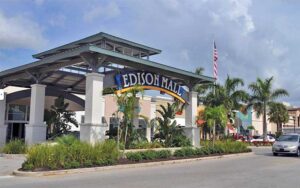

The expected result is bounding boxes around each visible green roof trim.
[89,45,215,83]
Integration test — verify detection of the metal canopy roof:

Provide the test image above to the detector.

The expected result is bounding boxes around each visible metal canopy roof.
[0,33,215,94]
[33,32,162,59]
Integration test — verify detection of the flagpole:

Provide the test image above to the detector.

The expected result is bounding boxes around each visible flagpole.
[213,40,217,147]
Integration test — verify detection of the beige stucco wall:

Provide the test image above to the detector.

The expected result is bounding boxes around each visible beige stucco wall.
[251,112,277,135]
[154,96,185,118]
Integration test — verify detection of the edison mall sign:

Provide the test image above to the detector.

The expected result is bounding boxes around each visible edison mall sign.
[115,71,188,103]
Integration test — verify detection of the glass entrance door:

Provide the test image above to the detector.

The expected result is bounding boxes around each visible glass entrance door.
[7,123,25,141]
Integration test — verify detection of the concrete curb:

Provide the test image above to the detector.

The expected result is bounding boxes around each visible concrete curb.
[13,152,253,177]
[0,154,26,159]
[248,146,272,149]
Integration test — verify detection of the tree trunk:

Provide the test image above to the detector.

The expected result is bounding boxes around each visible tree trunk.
[279,123,282,132]
[263,103,267,141]
[213,121,216,147]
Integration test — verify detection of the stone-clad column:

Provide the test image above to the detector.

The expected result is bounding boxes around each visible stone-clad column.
[80,73,107,144]
[0,92,7,147]
[25,84,47,145]
[184,91,200,147]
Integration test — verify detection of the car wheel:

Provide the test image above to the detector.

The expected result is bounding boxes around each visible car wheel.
[297,149,300,157]
[273,152,278,156]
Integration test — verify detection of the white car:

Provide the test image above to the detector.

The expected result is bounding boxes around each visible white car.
[272,134,300,156]
[250,135,276,142]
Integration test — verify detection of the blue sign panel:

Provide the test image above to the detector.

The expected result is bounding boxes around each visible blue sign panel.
[115,71,188,103]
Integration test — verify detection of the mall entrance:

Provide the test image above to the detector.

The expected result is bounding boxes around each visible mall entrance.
[7,123,25,141]
[5,104,29,142]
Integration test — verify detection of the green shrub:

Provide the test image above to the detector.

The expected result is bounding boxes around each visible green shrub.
[126,152,143,161]
[126,149,172,161]
[156,150,172,158]
[173,149,186,157]
[140,150,157,160]
[55,135,79,146]
[183,147,196,156]
[174,147,196,157]
[128,141,163,149]
[150,141,163,148]
[172,135,192,147]
[194,148,204,156]
[200,147,211,155]
[2,139,27,154]
[119,142,125,150]
[65,161,80,169]
[22,139,120,171]
[201,140,250,154]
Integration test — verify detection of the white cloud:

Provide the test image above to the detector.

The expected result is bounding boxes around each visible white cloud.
[180,49,190,62]
[210,12,221,25]
[83,1,121,23]
[49,14,66,27]
[0,11,47,50]
[265,39,289,58]
[228,0,255,35]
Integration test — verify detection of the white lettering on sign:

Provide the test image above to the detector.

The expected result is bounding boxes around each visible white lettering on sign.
[115,71,186,101]
[122,74,129,87]
[129,73,137,86]
[0,89,4,101]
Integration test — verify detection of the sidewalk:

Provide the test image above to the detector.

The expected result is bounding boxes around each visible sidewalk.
[0,154,25,176]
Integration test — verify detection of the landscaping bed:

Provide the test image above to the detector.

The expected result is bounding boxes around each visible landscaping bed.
[19,139,251,172]
[245,141,274,147]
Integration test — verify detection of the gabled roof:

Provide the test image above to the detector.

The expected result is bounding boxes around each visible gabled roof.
[33,32,162,59]
[0,32,215,94]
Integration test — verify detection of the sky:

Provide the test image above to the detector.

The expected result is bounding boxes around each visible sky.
[0,0,299,106]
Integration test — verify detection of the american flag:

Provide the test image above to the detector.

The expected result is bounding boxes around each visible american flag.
[213,41,218,80]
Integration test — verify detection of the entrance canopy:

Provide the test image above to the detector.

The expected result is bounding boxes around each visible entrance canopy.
[0,32,214,95]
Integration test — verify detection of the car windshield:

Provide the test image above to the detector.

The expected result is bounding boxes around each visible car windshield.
[277,135,299,142]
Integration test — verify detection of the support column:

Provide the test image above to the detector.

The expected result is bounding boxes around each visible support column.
[80,73,107,144]
[184,91,200,147]
[0,92,7,147]
[146,102,156,142]
[132,98,140,128]
[25,84,47,145]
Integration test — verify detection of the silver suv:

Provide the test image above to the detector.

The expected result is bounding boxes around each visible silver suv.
[272,134,300,156]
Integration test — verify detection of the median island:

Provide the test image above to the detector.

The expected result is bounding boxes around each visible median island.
[4,136,251,172]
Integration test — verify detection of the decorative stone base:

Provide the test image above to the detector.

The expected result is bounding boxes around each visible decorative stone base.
[25,124,47,145]
[80,123,108,144]
[0,124,8,147]
[183,126,200,147]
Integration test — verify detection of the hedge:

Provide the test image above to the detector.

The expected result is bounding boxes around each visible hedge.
[22,138,119,171]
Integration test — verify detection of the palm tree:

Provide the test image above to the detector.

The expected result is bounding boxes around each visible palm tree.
[268,102,289,133]
[202,75,248,139]
[44,95,78,138]
[248,77,289,141]
[115,86,144,148]
[203,105,227,144]
[155,103,190,147]
[204,75,248,112]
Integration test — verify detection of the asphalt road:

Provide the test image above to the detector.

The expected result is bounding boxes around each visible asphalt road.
[1,147,299,188]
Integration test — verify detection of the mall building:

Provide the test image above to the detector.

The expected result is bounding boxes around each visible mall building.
[0,32,215,147]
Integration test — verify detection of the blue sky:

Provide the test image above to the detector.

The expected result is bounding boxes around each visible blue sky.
[0,0,300,105]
